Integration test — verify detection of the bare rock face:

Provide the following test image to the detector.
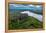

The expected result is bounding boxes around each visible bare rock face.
[14,14,28,20]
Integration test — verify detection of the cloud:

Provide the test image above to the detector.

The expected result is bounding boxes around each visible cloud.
[20,11,42,22]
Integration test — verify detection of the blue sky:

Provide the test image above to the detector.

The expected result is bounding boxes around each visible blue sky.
[9,4,43,13]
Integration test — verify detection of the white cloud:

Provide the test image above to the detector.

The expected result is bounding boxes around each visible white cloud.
[28,5,34,7]
[36,5,42,8]
[20,11,42,22]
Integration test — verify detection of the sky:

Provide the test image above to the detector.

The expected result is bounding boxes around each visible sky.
[9,4,42,13]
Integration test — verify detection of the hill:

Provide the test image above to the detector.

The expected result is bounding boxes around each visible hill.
[8,16,43,30]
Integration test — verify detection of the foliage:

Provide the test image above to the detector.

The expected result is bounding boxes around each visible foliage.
[8,15,43,30]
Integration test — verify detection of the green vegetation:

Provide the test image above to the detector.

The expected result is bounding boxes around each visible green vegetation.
[8,4,43,30]
[8,15,43,30]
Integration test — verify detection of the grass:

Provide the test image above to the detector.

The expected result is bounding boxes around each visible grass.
[8,16,43,30]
